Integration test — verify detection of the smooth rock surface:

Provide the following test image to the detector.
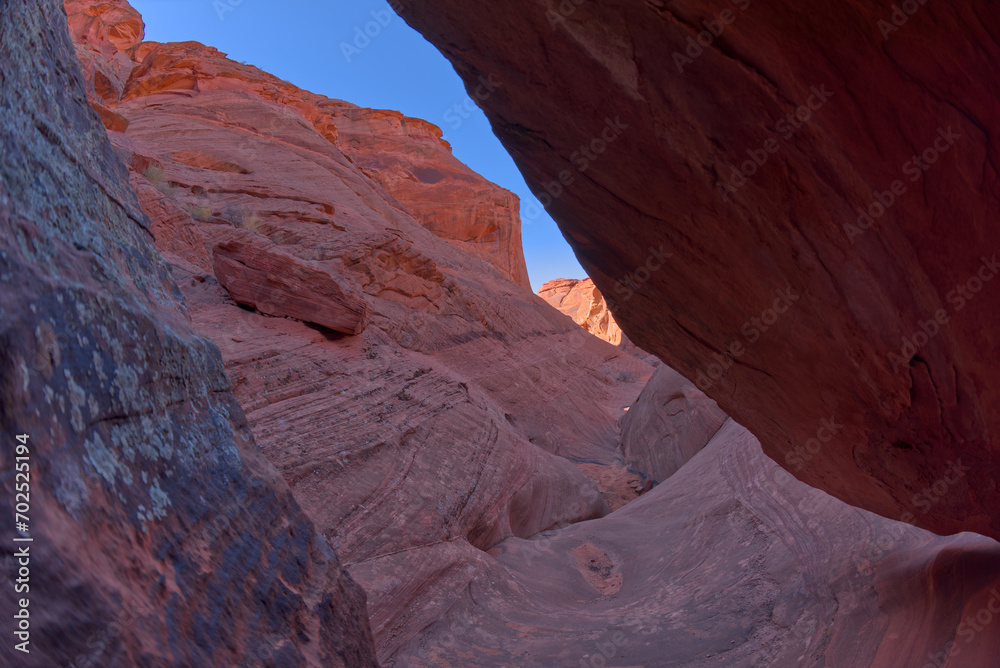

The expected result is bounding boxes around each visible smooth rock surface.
[619,364,729,485]
[392,0,1000,540]
[391,420,1000,667]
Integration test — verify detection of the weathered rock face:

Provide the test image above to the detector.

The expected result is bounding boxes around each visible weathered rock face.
[61,2,654,660]
[619,365,728,485]
[0,0,377,665]
[392,0,1000,541]
[334,107,531,289]
[211,230,370,335]
[111,37,531,290]
[65,0,144,104]
[391,420,1000,667]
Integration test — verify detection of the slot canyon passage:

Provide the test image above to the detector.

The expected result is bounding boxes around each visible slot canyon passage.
[1,0,999,666]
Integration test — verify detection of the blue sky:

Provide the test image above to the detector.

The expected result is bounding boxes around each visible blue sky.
[131,0,585,292]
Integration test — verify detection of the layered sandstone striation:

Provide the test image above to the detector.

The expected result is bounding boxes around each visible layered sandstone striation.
[0,1,377,665]
[333,107,531,289]
[61,1,654,660]
[43,1,1000,666]
[391,420,1000,667]
[393,0,1000,541]
[212,231,370,335]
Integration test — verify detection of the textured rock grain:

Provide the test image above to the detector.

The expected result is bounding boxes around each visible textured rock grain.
[392,0,1000,540]
[0,1,377,665]
[61,7,654,659]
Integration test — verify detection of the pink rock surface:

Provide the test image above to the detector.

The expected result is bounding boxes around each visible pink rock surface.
[619,364,729,484]
[212,231,369,335]
[0,1,377,665]
[390,421,1000,667]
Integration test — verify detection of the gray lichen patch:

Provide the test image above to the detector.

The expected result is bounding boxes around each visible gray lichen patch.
[84,431,132,487]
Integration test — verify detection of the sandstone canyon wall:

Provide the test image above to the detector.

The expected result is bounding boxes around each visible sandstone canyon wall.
[0,0,377,665]
[392,0,1000,541]
[8,0,1000,666]
[390,418,1000,668]
[59,0,656,661]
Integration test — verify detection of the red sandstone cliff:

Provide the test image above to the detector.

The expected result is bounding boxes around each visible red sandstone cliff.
[60,1,654,660]
[539,277,626,344]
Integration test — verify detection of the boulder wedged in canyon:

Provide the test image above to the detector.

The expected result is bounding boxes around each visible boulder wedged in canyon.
[61,2,655,659]
[392,0,1000,540]
[212,231,369,335]
[0,1,377,665]
[390,420,1000,667]
[539,276,656,362]
[619,364,728,485]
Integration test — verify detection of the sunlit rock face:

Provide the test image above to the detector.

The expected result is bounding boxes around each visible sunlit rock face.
[539,278,627,346]
[392,0,1000,541]
[61,0,654,659]
[0,0,377,665]
[538,276,658,362]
